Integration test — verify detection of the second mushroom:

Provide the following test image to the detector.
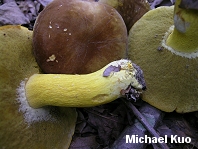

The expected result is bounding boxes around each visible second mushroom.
[128,0,198,113]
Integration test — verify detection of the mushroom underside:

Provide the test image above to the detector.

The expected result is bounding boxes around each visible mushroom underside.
[129,6,198,113]
[0,25,77,148]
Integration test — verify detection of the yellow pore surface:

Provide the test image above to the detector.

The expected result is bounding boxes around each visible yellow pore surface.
[129,6,198,113]
[0,25,76,149]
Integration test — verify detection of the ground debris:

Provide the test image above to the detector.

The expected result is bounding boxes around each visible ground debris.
[70,100,130,148]
[148,0,175,9]
[0,0,52,28]
[0,1,29,26]
[157,112,198,148]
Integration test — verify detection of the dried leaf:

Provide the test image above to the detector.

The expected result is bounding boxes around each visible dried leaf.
[17,0,40,21]
[158,113,198,148]
[149,0,175,9]
[37,0,53,7]
[75,110,87,134]
[0,2,29,25]
[86,104,127,146]
[179,0,198,10]
[69,135,99,149]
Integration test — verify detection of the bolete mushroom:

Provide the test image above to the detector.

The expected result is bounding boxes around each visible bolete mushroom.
[25,59,146,108]
[98,0,150,32]
[128,0,198,113]
[33,0,127,74]
[0,25,77,149]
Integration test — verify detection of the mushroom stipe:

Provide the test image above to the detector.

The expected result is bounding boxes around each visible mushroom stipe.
[25,59,146,108]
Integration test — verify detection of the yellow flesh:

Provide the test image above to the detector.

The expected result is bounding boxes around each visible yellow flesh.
[165,0,198,53]
[26,60,142,108]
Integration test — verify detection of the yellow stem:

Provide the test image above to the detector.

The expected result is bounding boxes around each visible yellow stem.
[165,0,198,53]
[25,60,142,108]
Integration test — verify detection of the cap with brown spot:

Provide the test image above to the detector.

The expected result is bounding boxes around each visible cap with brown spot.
[33,0,127,74]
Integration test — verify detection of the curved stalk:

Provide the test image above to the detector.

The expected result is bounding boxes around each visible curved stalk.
[25,59,145,108]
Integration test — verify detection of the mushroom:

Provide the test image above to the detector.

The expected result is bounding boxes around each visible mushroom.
[128,0,198,112]
[25,59,146,108]
[0,25,77,149]
[33,0,127,74]
[179,0,198,9]
[98,0,150,32]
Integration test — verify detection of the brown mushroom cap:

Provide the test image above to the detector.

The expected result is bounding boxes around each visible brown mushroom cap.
[33,0,127,74]
[99,0,150,32]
